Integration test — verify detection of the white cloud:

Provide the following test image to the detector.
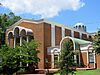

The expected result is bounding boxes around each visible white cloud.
[0,0,85,18]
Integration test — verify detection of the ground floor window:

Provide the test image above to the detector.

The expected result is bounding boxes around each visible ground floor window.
[89,52,94,63]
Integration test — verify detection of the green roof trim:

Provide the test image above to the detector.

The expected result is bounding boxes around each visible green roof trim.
[71,37,92,45]
[64,37,92,50]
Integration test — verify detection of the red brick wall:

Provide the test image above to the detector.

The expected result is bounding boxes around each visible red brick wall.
[47,55,51,68]
[44,23,51,68]
[96,54,100,68]
[6,22,46,69]
[9,38,14,48]
[55,26,62,45]
[80,52,87,67]
[88,63,94,68]
[65,29,71,36]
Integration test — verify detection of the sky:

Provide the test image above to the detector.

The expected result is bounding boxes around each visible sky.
[0,0,100,32]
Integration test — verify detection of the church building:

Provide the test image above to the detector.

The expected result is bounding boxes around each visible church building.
[6,19,100,70]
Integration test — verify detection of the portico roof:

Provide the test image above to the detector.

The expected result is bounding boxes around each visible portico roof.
[60,36,92,51]
[70,37,92,45]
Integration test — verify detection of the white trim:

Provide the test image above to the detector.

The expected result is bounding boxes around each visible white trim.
[20,36,22,46]
[13,26,33,35]
[6,19,91,36]
[50,47,60,68]
[74,55,77,63]
[60,36,76,51]
[80,32,82,39]
[81,50,88,53]
[71,30,74,37]
[27,36,29,42]
[51,25,55,47]
[14,37,16,48]
[62,27,65,38]
[51,54,54,68]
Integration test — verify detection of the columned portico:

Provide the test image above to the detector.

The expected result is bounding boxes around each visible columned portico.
[8,26,33,48]
[60,36,92,68]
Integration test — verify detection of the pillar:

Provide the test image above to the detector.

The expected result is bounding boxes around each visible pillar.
[71,30,74,37]
[51,54,54,68]
[14,36,16,48]
[20,36,22,46]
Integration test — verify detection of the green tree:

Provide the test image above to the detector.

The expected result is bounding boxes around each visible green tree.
[59,40,75,75]
[0,12,21,44]
[93,29,100,54]
[0,40,40,75]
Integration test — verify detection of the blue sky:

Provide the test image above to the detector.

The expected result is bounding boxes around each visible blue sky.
[0,0,100,32]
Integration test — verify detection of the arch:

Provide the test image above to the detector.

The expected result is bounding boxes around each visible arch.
[8,31,14,47]
[60,36,75,52]
[14,27,20,37]
[20,29,26,37]
[60,36,92,52]
[8,31,13,38]
[51,48,60,54]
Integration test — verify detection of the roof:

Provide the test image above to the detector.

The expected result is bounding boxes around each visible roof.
[70,37,92,50]
[61,36,92,50]
[6,19,91,35]
[71,37,92,45]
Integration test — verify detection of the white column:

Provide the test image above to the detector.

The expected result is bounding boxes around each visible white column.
[20,36,22,46]
[62,26,65,39]
[19,36,22,67]
[79,53,81,66]
[74,55,77,63]
[51,25,55,47]
[80,32,82,39]
[51,54,54,68]
[14,37,16,48]
[27,36,29,43]
[71,30,74,37]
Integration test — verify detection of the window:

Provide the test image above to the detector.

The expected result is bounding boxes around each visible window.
[89,52,94,63]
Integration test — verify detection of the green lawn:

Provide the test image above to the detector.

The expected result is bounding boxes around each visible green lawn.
[54,69,100,75]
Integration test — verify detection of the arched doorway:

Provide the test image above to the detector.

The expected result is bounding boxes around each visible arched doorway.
[8,31,14,48]
[51,48,60,68]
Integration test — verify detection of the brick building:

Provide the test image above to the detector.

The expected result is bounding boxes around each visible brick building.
[6,19,100,69]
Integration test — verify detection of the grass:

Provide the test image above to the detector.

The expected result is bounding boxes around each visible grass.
[54,69,100,75]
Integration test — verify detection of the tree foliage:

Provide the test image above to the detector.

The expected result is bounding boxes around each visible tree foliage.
[0,40,40,74]
[0,12,21,44]
[93,29,100,54]
[59,40,75,75]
